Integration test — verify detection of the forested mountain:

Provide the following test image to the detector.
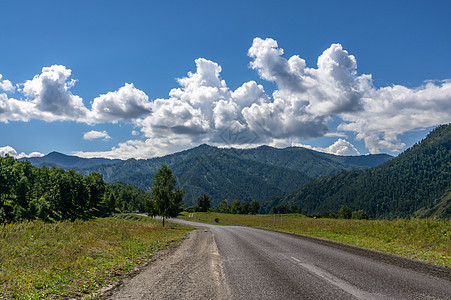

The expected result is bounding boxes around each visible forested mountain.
[275,124,451,219]
[78,145,391,206]
[21,144,392,207]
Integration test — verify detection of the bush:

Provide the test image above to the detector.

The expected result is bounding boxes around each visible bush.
[352,210,369,220]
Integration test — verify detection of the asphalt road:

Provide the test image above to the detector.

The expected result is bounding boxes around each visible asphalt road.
[171,218,451,300]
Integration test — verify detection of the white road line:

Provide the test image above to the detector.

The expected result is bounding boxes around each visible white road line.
[289,256,384,300]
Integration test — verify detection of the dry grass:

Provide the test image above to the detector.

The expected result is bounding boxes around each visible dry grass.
[0,214,192,299]
[180,212,451,268]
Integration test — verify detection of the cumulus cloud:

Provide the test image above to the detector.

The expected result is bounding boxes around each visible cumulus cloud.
[75,38,451,158]
[0,145,44,159]
[89,83,152,123]
[22,65,89,120]
[0,145,17,157]
[2,38,451,158]
[0,67,152,124]
[0,74,15,92]
[296,139,360,156]
[339,78,451,153]
[83,130,112,141]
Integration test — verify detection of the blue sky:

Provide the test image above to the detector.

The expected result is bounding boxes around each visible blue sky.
[0,0,450,159]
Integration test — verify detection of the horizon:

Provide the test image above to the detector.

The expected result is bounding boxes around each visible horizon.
[1,1,450,160]
[20,141,399,161]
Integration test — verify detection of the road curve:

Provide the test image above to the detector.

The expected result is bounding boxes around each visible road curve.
[172,218,451,300]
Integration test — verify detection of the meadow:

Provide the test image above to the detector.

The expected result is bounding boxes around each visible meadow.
[0,214,192,299]
[179,212,451,268]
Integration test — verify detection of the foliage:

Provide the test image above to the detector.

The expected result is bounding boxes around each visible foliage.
[0,156,152,223]
[208,199,260,215]
[195,194,210,212]
[338,205,352,219]
[0,215,192,299]
[277,124,451,219]
[151,165,184,226]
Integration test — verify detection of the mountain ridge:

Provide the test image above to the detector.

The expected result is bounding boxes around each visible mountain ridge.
[21,144,393,207]
[274,124,451,218]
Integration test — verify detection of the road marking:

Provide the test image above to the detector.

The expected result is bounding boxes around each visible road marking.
[291,256,301,263]
[289,256,384,300]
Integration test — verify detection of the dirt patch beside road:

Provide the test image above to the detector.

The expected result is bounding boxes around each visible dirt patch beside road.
[103,227,230,300]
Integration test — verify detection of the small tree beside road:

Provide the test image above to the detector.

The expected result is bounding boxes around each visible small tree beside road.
[150,164,184,226]
[195,194,211,212]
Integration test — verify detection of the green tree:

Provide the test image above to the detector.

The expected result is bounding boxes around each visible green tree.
[150,165,184,226]
[217,200,230,213]
[352,209,369,220]
[250,200,260,215]
[231,200,242,214]
[338,205,352,219]
[195,194,210,212]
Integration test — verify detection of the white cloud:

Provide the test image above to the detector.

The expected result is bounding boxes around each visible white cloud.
[22,65,89,121]
[83,130,112,141]
[296,138,360,156]
[89,83,152,123]
[2,38,451,159]
[0,146,17,157]
[0,67,152,124]
[0,74,15,92]
[339,78,451,153]
[0,145,44,159]
[16,152,45,159]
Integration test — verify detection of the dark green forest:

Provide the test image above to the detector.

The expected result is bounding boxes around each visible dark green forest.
[276,124,451,219]
[71,145,391,206]
[0,156,150,223]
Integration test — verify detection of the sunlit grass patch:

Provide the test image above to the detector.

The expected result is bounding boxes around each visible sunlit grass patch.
[0,214,192,299]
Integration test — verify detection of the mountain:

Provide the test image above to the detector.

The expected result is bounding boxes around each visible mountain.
[275,124,451,219]
[79,144,391,206]
[21,144,392,207]
[20,151,121,169]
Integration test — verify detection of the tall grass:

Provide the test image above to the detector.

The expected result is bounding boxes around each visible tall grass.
[0,215,192,299]
[180,212,450,268]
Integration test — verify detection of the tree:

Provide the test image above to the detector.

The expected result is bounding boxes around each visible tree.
[195,194,210,212]
[231,200,242,214]
[250,200,260,215]
[217,200,230,213]
[150,165,184,226]
[352,209,369,220]
[338,205,352,219]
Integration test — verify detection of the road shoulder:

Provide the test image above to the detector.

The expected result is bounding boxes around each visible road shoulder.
[102,227,230,299]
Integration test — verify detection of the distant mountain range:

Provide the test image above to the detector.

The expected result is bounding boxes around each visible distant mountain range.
[21,144,392,207]
[271,124,451,219]
[22,151,121,169]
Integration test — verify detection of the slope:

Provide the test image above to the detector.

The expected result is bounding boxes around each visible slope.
[279,124,451,218]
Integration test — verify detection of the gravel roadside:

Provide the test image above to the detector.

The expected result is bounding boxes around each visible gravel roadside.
[102,227,230,299]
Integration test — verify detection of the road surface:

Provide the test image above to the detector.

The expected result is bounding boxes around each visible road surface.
[106,218,451,299]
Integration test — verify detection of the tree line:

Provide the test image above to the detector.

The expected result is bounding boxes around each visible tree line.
[0,155,153,223]
[185,195,261,215]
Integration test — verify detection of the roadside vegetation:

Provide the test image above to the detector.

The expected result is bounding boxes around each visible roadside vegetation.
[0,214,192,299]
[179,212,451,268]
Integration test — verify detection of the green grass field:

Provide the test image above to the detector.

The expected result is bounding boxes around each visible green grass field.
[179,212,451,268]
[0,214,192,299]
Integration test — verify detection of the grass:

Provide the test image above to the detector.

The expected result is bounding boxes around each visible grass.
[0,214,192,299]
[179,212,451,268]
